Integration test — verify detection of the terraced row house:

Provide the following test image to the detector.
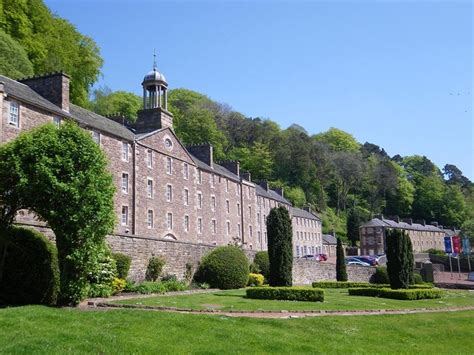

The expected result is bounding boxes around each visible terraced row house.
[359,215,448,255]
[0,65,322,260]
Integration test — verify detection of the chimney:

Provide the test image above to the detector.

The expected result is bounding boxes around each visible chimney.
[241,171,251,182]
[303,206,312,213]
[430,221,438,227]
[402,218,413,225]
[218,160,240,176]
[415,219,426,226]
[106,113,133,127]
[187,143,213,168]
[258,180,269,191]
[375,214,384,220]
[274,187,284,198]
[20,72,70,112]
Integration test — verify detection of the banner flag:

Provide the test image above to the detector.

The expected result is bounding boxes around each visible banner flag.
[444,236,452,254]
[462,237,471,256]
[452,236,461,254]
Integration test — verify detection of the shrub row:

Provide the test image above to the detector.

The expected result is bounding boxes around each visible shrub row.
[246,287,324,302]
[311,281,434,289]
[125,280,188,294]
[348,287,444,300]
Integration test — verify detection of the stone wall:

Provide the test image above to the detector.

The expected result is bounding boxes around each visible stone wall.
[292,259,376,285]
[107,233,257,282]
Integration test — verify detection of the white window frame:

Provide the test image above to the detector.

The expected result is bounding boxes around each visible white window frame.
[121,142,129,162]
[147,149,153,168]
[167,212,173,230]
[121,206,129,226]
[147,178,153,198]
[166,184,173,202]
[8,101,19,127]
[147,209,154,229]
[121,173,129,194]
[166,157,172,175]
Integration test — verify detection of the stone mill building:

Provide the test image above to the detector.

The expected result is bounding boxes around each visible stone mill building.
[0,64,323,280]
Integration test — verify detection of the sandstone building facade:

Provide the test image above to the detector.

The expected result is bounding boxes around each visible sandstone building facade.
[359,215,446,255]
[0,67,322,262]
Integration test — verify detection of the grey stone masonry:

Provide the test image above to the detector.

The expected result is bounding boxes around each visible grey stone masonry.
[20,72,70,112]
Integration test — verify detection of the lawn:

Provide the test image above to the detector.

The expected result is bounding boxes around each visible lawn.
[113,288,474,312]
[0,306,473,353]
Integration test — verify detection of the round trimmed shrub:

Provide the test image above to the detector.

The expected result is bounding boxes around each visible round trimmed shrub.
[145,256,166,281]
[0,226,59,305]
[195,246,249,289]
[253,251,270,282]
[412,272,423,285]
[248,273,264,286]
[371,266,389,284]
[112,253,131,279]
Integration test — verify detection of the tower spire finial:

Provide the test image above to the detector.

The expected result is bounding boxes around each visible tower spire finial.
[153,49,157,71]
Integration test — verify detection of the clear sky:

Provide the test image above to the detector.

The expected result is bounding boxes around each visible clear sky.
[46,0,473,179]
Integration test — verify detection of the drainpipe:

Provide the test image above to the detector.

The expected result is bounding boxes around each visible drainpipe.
[132,141,137,235]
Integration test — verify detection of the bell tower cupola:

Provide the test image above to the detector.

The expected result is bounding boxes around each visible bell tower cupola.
[134,52,174,133]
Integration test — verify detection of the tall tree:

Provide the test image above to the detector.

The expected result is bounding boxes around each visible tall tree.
[227,142,274,181]
[0,29,33,78]
[336,237,347,281]
[267,207,293,287]
[346,208,361,247]
[90,87,142,120]
[385,229,414,289]
[313,127,360,152]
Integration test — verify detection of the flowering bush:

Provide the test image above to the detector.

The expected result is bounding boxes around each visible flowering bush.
[247,273,264,287]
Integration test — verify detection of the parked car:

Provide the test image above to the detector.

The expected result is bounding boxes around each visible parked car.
[345,257,371,267]
[318,253,328,261]
[302,254,322,261]
[352,256,377,266]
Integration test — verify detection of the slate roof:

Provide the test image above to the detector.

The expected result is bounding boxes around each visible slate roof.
[189,154,241,182]
[290,207,320,220]
[360,218,445,233]
[323,234,337,245]
[255,184,292,205]
[0,75,70,118]
[69,104,135,140]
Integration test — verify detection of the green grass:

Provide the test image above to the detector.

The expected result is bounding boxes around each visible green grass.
[0,306,473,353]
[113,288,474,312]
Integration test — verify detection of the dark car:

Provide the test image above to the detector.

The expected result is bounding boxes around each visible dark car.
[352,256,377,266]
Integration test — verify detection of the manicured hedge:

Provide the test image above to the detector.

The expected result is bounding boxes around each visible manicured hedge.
[0,226,59,305]
[348,287,444,300]
[312,281,385,289]
[246,287,324,302]
[194,246,249,289]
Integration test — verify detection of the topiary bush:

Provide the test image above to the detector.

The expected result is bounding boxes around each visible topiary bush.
[386,229,414,289]
[412,272,423,285]
[112,253,132,280]
[253,251,270,282]
[336,237,347,282]
[194,246,249,289]
[246,287,324,302]
[248,273,264,286]
[267,207,293,287]
[371,266,390,284]
[145,256,166,281]
[0,226,59,306]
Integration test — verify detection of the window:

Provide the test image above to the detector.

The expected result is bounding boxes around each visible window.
[121,206,128,226]
[183,163,189,179]
[121,142,129,162]
[147,179,153,198]
[257,213,260,225]
[53,116,61,127]
[249,206,252,218]
[249,226,253,239]
[237,203,241,215]
[237,224,241,237]
[198,193,202,209]
[248,186,251,198]
[184,188,189,206]
[258,231,262,244]
[184,215,189,232]
[166,157,172,175]
[212,219,217,234]
[296,231,299,240]
[211,196,216,211]
[121,173,129,194]
[147,210,154,229]
[296,246,301,258]
[226,200,230,213]
[167,213,173,230]
[225,179,229,192]
[92,131,101,145]
[166,184,173,202]
[198,170,202,184]
[8,101,19,127]
[198,218,203,234]
[236,184,240,196]
[226,221,231,235]
[147,150,153,168]
[211,174,215,187]
[264,232,267,243]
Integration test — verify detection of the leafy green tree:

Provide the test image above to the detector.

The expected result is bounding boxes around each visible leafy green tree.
[267,207,293,286]
[0,29,33,78]
[461,219,474,244]
[313,127,360,152]
[90,87,142,120]
[385,229,414,289]
[0,122,116,305]
[384,163,415,217]
[284,186,307,207]
[443,164,471,187]
[336,237,347,281]
[346,208,361,247]
[227,142,274,180]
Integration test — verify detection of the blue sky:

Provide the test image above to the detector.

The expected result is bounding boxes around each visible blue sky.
[46,0,473,179]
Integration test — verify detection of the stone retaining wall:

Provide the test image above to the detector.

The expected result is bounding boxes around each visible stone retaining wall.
[292,259,376,284]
